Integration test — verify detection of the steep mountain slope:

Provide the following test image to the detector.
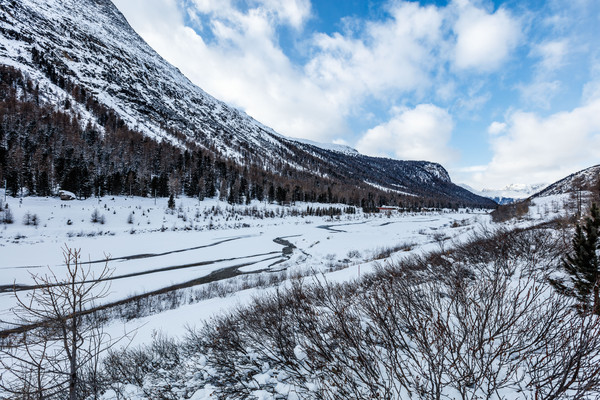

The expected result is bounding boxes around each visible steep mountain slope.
[533,164,600,198]
[0,0,494,207]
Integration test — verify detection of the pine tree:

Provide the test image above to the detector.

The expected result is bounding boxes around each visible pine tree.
[167,193,175,210]
[552,203,600,314]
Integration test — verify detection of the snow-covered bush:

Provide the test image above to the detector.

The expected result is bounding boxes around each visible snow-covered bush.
[91,209,105,224]
[103,333,183,399]
[346,249,361,259]
[22,211,38,226]
[189,226,599,399]
[1,205,13,224]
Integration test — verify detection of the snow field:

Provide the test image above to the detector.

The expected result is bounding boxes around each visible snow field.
[0,193,489,333]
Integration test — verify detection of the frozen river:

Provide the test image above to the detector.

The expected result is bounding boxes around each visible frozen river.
[0,196,490,329]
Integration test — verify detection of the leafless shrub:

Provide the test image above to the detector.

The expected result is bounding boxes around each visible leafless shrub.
[362,258,600,399]
[0,246,122,400]
[103,333,180,399]
[181,225,600,399]
[347,249,361,259]
[491,199,531,222]
[373,241,416,260]
[103,346,153,388]
[432,232,450,253]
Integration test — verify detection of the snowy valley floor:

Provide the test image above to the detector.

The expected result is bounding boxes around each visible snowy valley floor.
[2,192,592,400]
[0,194,488,338]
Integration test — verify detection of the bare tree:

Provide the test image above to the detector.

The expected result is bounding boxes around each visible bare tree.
[432,232,450,253]
[0,246,117,400]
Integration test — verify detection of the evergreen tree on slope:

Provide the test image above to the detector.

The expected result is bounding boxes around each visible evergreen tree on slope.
[552,203,600,314]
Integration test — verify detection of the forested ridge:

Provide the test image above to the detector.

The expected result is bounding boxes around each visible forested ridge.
[0,65,490,210]
[0,0,496,209]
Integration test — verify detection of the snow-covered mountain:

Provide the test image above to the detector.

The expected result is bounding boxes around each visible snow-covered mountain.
[463,163,600,205]
[0,0,494,207]
[290,138,360,156]
[460,183,547,204]
[0,0,285,156]
[533,165,600,198]
[483,183,548,199]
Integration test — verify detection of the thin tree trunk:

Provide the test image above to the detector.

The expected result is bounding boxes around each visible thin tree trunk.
[594,280,600,316]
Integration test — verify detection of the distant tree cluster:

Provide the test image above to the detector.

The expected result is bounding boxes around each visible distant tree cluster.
[490,199,531,222]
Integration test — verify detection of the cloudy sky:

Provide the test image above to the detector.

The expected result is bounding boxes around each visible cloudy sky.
[112,0,600,190]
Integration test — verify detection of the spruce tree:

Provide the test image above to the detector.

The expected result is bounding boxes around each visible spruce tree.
[552,203,600,314]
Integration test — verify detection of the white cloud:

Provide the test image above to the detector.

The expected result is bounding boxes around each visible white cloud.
[488,121,506,135]
[114,0,346,141]
[518,40,570,109]
[518,80,562,109]
[533,39,569,71]
[469,97,600,188]
[113,0,182,34]
[190,0,310,29]
[355,104,456,164]
[456,92,491,114]
[454,165,487,173]
[583,80,600,104]
[582,56,600,104]
[452,0,521,71]
[258,0,312,29]
[306,2,444,103]
[191,0,231,14]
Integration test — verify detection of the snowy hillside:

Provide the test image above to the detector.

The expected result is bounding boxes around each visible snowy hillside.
[534,164,600,198]
[0,0,286,155]
[0,0,494,207]
[290,137,360,156]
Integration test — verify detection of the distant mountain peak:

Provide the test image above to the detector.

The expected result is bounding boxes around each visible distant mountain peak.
[459,182,548,205]
[480,183,548,198]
